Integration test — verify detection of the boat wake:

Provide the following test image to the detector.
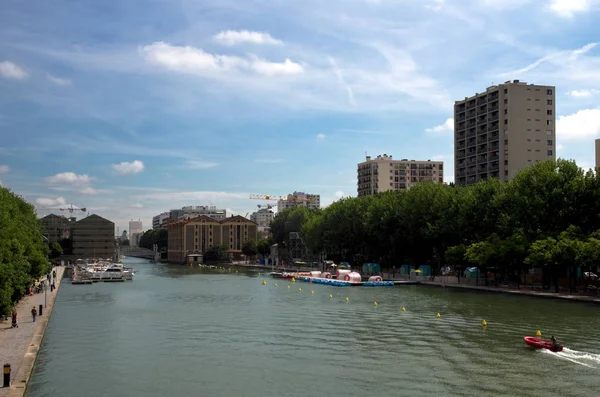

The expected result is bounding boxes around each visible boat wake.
[542,347,600,369]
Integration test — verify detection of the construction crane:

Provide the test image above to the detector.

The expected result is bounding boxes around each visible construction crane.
[250,194,316,203]
[257,204,276,210]
[60,203,87,213]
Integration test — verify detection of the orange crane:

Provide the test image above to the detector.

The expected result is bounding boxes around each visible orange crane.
[60,203,87,213]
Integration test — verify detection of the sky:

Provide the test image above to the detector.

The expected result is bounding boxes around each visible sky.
[1,0,599,233]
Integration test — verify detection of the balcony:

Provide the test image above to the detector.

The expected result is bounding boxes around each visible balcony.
[467,111,476,119]
[467,168,477,175]
[489,115,499,122]
[467,139,476,147]
[456,170,466,177]
[477,97,487,106]
[477,156,488,164]
[489,132,499,141]
[488,92,499,101]
[477,135,487,144]
[467,158,477,166]
[477,106,487,115]
[488,103,499,112]
[489,163,500,171]
[456,131,466,140]
[466,100,476,110]
[489,155,499,161]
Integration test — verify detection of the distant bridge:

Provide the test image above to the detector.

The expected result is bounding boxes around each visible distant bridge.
[120,246,156,260]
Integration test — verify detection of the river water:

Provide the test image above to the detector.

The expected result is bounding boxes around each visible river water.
[26,258,600,397]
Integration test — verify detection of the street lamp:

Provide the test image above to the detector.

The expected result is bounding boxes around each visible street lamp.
[44,280,47,308]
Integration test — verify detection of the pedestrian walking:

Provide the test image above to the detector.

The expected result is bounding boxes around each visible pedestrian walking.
[52,270,56,279]
[31,307,37,322]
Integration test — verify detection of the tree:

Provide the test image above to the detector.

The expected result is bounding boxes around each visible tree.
[257,238,272,258]
[0,187,49,316]
[203,245,229,262]
[138,228,168,251]
[242,240,258,257]
[48,241,63,260]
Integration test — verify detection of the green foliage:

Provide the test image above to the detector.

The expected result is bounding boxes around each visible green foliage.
[48,241,63,260]
[257,237,272,257]
[138,228,168,251]
[242,240,258,257]
[203,245,229,262]
[0,187,49,315]
[269,159,600,286]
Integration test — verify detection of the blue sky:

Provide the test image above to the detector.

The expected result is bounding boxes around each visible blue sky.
[1,0,599,233]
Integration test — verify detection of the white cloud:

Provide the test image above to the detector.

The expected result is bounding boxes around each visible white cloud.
[46,172,93,185]
[131,203,144,208]
[569,89,599,98]
[431,155,446,161]
[426,118,454,134]
[47,74,71,86]
[0,61,27,79]
[557,144,565,151]
[329,57,356,107]
[141,42,303,77]
[426,0,445,11]
[0,165,9,174]
[549,0,591,17]
[316,133,326,141]
[112,160,144,175]
[134,190,248,202]
[556,108,600,141]
[79,187,99,195]
[186,160,219,169]
[36,196,67,207]
[213,30,283,46]
[335,190,345,198]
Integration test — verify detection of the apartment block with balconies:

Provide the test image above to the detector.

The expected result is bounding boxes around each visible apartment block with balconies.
[455,80,556,186]
[357,154,443,197]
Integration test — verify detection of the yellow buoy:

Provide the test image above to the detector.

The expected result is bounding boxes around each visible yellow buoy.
[482,320,487,327]
[291,277,296,283]
[288,285,291,289]
[261,280,266,286]
[536,330,542,337]
[374,301,378,307]
[311,290,314,295]
[298,288,302,292]
[345,297,349,302]
[329,294,332,299]
[274,283,278,287]
[436,313,441,318]
[401,307,406,311]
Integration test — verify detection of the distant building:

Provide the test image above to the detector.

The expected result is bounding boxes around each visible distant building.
[454,80,556,186]
[277,192,320,211]
[250,208,274,227]
[596,138,600,170]
[71,214,116,260]
[40,214,75,243]
[357,154,443,197]
[129,220,143,247]
[152,212,170,229]
[167,215,258,264]
[153,206,227,229]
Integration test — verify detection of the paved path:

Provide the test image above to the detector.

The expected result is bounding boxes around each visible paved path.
[0,267,65,397]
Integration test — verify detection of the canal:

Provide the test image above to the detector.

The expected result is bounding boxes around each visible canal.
[26,258,600,397]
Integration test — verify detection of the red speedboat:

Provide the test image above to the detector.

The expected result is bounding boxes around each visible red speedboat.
[523,336,563,352]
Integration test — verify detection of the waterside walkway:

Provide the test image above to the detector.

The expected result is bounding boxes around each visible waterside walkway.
[0,266,65,397]
[416,276,600,305]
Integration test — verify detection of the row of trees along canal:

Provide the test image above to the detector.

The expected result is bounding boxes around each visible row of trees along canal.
[0,187,55,316]
[270,159,600,293]
[137,227,272,261]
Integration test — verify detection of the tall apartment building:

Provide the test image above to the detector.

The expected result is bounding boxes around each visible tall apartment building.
[277,192,320,211]
[152,212,170,229]
[596,139,600,169]
[454,80,556,186]
[40,214,76,243]
[250,208,274,227]
[128,219,143,247]
[357,154,443,197]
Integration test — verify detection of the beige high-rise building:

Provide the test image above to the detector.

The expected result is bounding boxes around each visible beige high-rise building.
[454,80,556,186]
[357,154,443,197]
[596,139,600,170]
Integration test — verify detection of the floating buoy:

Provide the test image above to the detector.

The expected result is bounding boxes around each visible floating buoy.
[329,294,333,299]
[261,280,266,286]
[311,290,314,295]
[298,288,302,292]
[288,285,291,289]
[345,297,349,302]
[482,320,487,327]
[536,330,542,337]
[401,307,406,311]
[374,301,378,307]
[274,283,278,287]
[436,313,441,318]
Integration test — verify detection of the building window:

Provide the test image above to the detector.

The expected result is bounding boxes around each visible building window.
[547,120,553,125]
[547,140,553,145]
[547,110,553,115]
[547,130,552,135]
[547,89,553,95]
[504,119,508,125]
[505,170,508,176]
[504,109,507,114]
[548,150,553,156]
[547,100,552,105]
[504,88,507,94]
